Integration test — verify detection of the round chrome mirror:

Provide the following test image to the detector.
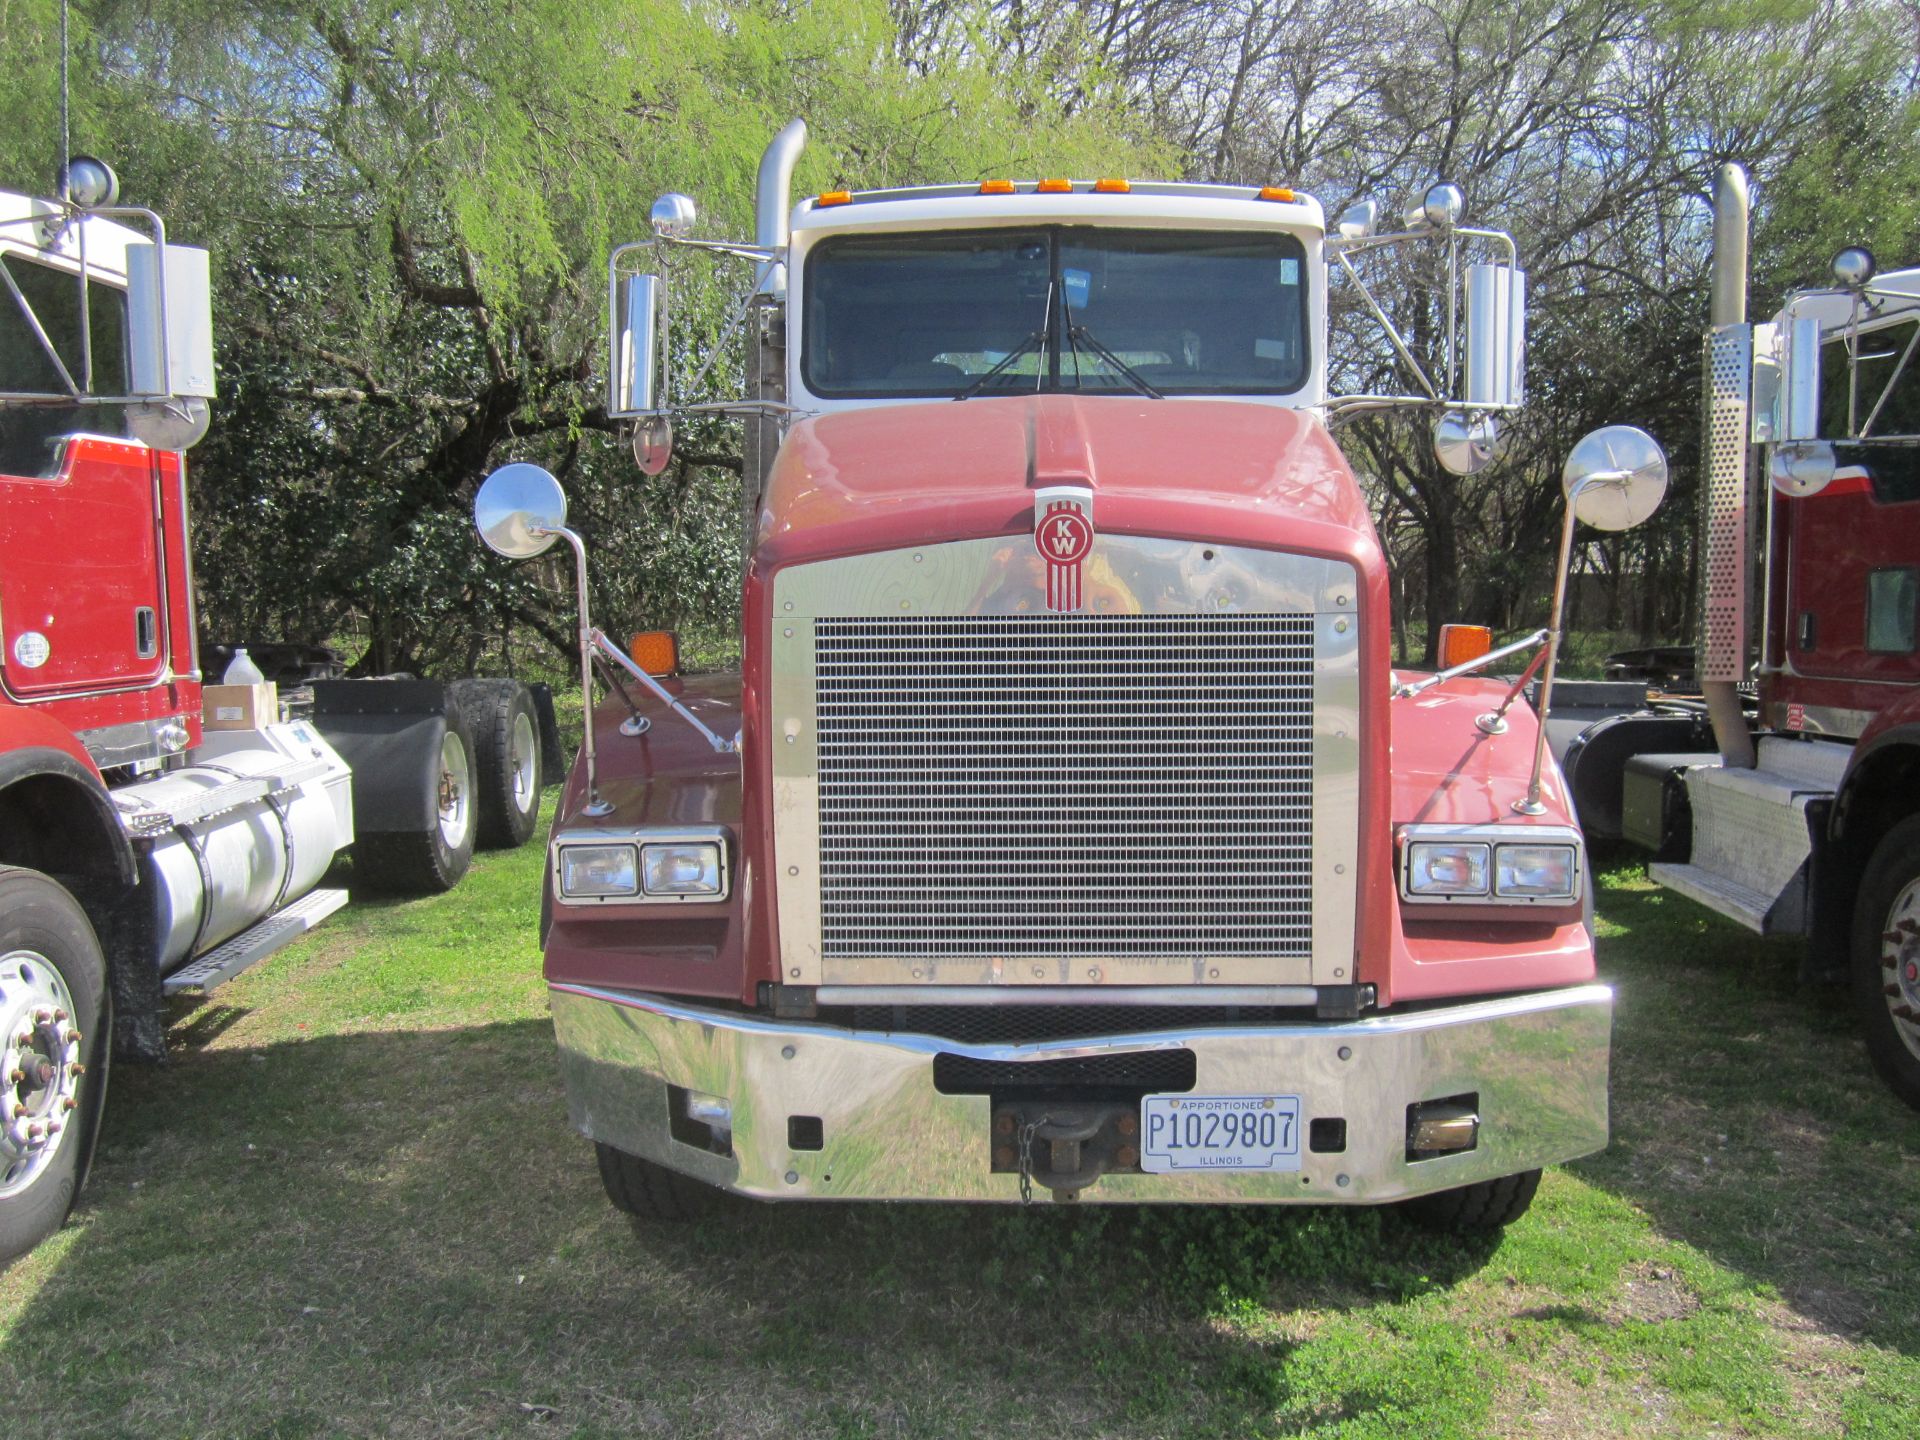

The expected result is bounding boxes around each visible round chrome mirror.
[1335,200,1377,241]
[58,155,119,209]
[632,415,674,476]
[127,398,211,452]
[1422,183,1465,230]
[1832,245,1876,288]
[1432,410,1503,476]
[474,463,567,559]
[1562,425,1668,531]
[650,193,697,239]
[1770,440,1836,497]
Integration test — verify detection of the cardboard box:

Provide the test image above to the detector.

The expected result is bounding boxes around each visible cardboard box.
[203,682,279,731]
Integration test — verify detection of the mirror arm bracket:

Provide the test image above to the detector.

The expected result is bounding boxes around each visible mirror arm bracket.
[1335,249,1438,400]
[592,631,737,755]
[1393,628,1548,700]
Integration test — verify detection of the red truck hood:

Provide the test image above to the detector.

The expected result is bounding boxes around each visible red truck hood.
[755,395,1378,569]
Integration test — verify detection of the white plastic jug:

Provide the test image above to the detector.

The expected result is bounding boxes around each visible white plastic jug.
[223,646,266,685]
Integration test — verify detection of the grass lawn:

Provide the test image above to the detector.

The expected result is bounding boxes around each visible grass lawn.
[4,816,1919,1438]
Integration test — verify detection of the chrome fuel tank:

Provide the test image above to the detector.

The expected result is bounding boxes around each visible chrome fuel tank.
[115,721,355,972]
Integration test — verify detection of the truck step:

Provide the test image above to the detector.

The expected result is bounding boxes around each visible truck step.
[1754,734,1851,789]
[161,887,349,995]
[1676,757,1832,930]
[1647,862,1777,934]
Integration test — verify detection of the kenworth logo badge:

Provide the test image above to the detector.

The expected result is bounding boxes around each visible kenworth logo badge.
[1034,485,1095,612]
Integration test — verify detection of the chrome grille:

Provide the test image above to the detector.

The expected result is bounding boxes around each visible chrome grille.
[814,614,1315,960]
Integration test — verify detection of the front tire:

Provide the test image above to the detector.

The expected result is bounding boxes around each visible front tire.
[1851,815,1920,1110]
[1399,1168,1541,1233]
[0,868,108,1265]
[595,1143,718,1223]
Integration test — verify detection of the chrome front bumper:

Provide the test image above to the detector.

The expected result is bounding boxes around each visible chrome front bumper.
[550,983,1612,1204]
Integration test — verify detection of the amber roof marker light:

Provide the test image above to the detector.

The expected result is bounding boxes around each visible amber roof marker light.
[1036,178,1073,194]
[814,191,852,208]
[1257,186,1297,202]
[1093,178,1132,194]
[978,179,1016,195]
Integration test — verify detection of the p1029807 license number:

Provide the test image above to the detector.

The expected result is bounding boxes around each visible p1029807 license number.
[1139,1094,1302,1173]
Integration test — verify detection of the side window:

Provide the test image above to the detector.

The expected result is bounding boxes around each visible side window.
[1866,567,1918,654]
[0,253,131,477]
[1821,319,1920,439]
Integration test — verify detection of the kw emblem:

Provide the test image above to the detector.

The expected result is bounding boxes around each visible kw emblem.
[1033,486,1095,612]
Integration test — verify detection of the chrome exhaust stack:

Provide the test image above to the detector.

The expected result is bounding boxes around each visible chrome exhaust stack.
[1702,163,1757,769]
[754,119,808,295]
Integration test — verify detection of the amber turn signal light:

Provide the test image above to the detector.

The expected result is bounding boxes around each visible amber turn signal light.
[628,630,681,678]
[1437,624,1493,669]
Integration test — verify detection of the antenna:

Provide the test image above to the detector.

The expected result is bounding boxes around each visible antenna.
[59,0,70,192]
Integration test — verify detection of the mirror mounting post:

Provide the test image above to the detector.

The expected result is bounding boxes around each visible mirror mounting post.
[1514,483,1587,816]
[1516,426,1669,815]
[551,524,612,817]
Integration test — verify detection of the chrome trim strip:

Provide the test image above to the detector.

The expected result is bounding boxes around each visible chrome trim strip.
[549,982,1612,1204]
[78,715,186,769]
[813,984,1323,1007]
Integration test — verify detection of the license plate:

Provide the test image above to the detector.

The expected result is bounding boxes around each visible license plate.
[1140,1094,1302,1173]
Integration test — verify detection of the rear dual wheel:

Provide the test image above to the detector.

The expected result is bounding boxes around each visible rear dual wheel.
[0,868,108,1265]
[450,679,544,850]
[354,710,478,894]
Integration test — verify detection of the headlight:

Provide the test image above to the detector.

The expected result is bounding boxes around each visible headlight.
[1399,825,1583,907]
[557,844,639,898]
[1493,844,1578,899]
[1405,841,1491,896]
[551,827,731,905]
[642,842,723,896]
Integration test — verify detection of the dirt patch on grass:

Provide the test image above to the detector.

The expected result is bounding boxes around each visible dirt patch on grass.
[1605,1261,1701,1326]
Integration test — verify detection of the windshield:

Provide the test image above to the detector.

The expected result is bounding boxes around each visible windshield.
[801,227,1310,399]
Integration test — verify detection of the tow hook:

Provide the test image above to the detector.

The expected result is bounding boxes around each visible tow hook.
[992,1102,1141,1203]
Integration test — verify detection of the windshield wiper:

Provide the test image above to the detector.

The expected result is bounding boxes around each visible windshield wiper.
[1065,319,1162,399]
[953,328,1047,400]
[954,280,1054,401]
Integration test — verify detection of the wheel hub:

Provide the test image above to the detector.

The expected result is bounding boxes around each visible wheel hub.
[0,950,83,1199]
[509,712,538,814]
[1880,878,1920,1061]
[437,729,473,849]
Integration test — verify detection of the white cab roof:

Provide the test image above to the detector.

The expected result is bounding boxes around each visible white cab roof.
[0,188,144,285]
[789,181,1325,240]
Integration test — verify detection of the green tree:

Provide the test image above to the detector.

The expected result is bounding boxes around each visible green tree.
[0,0,1165,672]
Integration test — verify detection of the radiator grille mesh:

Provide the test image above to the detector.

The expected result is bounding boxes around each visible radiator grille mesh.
[814,614,1316,960]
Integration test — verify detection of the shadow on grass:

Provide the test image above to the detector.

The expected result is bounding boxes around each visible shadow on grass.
[4,1017,1507,1438]
[1573,870,1920,1355]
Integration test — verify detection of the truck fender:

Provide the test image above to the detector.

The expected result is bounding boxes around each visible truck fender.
[1559,710,1716,842]
[0,738,134,889]
[307,680,454,836]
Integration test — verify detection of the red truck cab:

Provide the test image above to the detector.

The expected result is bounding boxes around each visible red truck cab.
[490,123,1648,1228]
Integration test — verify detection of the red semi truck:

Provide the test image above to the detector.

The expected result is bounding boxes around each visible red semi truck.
[0,161,550,1261]
[1559,165,1920,1108]
[477,122,1669,1227]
